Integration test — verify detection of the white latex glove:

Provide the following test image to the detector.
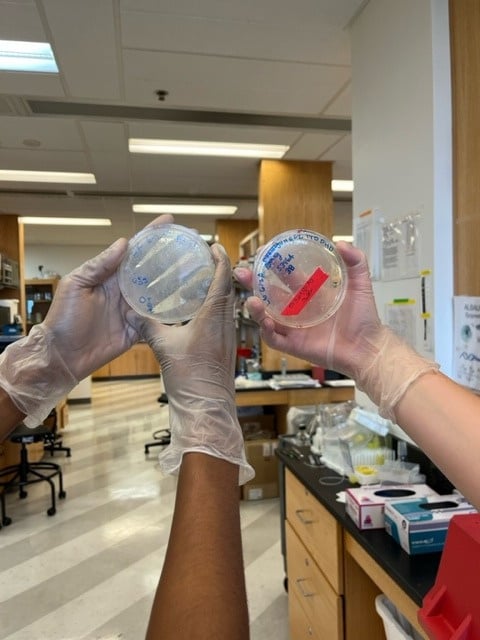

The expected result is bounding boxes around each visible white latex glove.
[132,244,254,485]
[234,242,439,421]
[0,215,174,428]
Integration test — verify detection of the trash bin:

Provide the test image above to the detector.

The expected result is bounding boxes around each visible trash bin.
[375,595,424,640]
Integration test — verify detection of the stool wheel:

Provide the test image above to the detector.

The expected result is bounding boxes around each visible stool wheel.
[47,507,56,516]
[59,490,66,499]
[20,490,28,499]
[2,516,12,526]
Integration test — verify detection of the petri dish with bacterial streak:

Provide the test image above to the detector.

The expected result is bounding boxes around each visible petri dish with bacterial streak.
[118,223,215,324]
[252,229,347,328]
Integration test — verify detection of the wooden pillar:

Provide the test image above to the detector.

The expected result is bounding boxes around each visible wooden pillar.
[258,160,333,371]
[450,0,480,295]
[215,219,258,266]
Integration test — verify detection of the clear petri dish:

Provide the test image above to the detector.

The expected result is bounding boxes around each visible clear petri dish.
[252,229,347,328]
[118,223,215,324]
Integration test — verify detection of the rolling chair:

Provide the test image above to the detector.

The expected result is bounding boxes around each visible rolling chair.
[144,392,170,455]
[43,407,71,458]
[0,423,66,527]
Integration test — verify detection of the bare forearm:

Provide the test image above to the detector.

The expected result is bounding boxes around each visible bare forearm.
[146,453,249,640]
[394,372,480,508]
[0,387,25,441]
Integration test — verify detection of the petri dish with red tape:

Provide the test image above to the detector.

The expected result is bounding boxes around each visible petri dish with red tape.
[252,229,347,328]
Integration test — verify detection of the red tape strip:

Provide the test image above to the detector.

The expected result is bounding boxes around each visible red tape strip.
[281,267,329,316]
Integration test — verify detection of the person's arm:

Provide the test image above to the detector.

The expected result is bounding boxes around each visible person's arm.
[134,243,253,639]
[145,453,249,640]
[0,387,25,440]
[0,214,173,429]
[235,242,480,509]
[394,371,480,508]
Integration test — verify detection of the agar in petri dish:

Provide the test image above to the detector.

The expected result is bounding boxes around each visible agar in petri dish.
[118,223,215,324]
[252,229,347,328]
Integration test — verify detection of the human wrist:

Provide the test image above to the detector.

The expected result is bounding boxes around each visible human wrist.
[356,326,440,420]
[159,385,254,485]
[0,324,78,427]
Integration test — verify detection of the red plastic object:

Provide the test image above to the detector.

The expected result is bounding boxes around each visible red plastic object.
[418,513,480,639]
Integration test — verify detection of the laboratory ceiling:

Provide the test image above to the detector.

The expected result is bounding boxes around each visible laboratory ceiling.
[0,0,366,246]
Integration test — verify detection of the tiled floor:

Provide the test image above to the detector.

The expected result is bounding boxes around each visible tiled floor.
[0,379,289,640]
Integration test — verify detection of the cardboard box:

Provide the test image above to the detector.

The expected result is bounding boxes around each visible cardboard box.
[345,484,437,530]
[384,494,478,555]
[242,439,279,501]
[238,413,275,440]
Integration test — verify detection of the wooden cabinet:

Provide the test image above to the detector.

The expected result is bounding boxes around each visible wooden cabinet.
[285,469,344,639]
[93,343,160,378]
[25,277,60,333]
[283,466,427,640]
[0,215,25,324]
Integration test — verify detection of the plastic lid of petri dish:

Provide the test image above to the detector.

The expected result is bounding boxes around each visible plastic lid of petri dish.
[252,229,347,328]
[118,223,215,324]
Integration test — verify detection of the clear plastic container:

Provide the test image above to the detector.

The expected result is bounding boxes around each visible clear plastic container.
[252,229,347,328]
[118,223,215,324]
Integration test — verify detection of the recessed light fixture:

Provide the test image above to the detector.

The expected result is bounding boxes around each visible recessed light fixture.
[0,170,96,184]
[19,217,111,226]
[129,138,289,159]
[0,40,59,73]
[133,204,237,215]
[331,179,354,192]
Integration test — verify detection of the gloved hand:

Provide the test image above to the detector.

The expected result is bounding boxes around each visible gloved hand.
[234,242,439,421]
[0,215,174,428]
[132,244,254,485]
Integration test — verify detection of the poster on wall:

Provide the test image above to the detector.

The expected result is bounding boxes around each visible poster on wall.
[453,296,480,391]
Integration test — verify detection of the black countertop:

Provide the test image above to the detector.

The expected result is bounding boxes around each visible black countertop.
[277,446,440,606]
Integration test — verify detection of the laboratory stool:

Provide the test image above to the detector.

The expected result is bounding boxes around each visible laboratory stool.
[0,423,66,527]
[43,408,72,458]
[144,392,170,455]
[144,429,171,455]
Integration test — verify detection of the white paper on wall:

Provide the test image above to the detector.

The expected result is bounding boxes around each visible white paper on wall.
[381,213,421,281]
[385,300,417,349]
[453,296,480,391]
[354,208,383,280]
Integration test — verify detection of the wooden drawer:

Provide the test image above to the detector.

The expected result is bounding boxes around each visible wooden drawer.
[286,521,343,639]
[286,468,344,593]
[289,589,322,639]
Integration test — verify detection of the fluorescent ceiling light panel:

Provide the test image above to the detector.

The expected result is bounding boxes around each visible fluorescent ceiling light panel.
[0,170,96,184]
[19,217,111,226]
[133,204,237,215]
[0,40,59,73]
[129,138,289,159]
[331,179,354,192]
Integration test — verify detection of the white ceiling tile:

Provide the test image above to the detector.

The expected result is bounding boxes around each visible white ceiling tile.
[0,148,92,172]
[324,83,352,117]
[318,133,352,179]
[41,0,121,100]
[0,116,84,149]
[81,121,131,190]
[0,71,65,96]
[121,10,351,66]
[130,154,258,196]
[0,1,47,41]
[127,121,300,146]
[124,50,351,115]
[120,0,363,28]
[286,132,344,160]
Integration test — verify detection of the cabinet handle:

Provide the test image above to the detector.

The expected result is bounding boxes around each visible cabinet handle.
[295,508,315,525]
[296,578,315,598]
